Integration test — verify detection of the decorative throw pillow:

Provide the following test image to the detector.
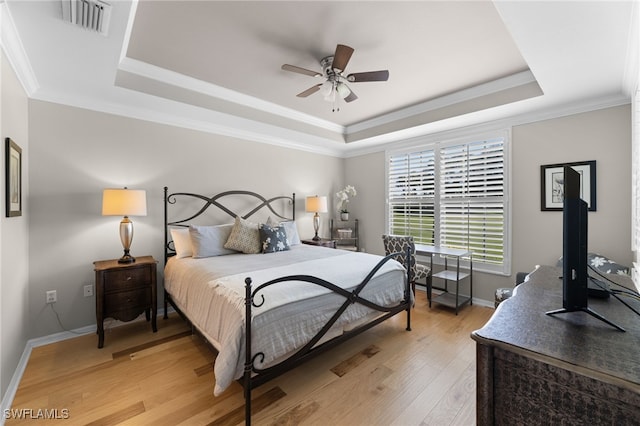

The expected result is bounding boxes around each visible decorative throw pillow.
[189,224,236,258]
[556,252,630,275]
[224,216,261,254]
[259,223,290,253]
[266,217,301,246]
[588,253,630,275]
[170,227,193,258]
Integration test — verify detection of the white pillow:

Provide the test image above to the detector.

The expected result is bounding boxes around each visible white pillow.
[189,224,237,258]
[224,216,261,254]
[267,217,301,246]
[170,227,193,258]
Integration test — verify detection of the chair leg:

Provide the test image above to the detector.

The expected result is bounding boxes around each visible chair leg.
[427,275,432,308]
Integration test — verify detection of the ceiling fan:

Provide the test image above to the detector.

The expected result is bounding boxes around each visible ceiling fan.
[281,44,389,110]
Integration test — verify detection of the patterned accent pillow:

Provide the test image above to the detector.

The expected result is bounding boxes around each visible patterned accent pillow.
[588,253,630,275]
[259,224,290,253]
[266,217,301,246]
[556,252,630,275]
[224,217,261,254]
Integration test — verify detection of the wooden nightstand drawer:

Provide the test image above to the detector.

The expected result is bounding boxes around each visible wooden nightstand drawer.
[104,288,152,322]
[94,256,158,348]
[103,267,150,292]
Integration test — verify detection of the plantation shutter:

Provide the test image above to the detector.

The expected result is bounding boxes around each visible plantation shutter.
[388,149,436,244]
[439,138,505,264]
[387,133,508,272]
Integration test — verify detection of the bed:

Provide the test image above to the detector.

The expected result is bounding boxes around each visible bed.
[162,188,412,424]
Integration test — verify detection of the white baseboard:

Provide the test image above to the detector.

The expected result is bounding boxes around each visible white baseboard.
[0,307,176,424]
[0,324,95,425]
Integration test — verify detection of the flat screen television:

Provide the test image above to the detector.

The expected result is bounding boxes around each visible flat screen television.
[546,166,624,331]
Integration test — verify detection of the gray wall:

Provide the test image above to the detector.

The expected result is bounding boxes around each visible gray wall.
[1,51,30,396]
[28,100,345,338]
[1,83,631,403]
[345,105,632,302]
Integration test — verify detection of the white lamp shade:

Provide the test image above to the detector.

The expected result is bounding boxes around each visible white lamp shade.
[336,82,350,99]
[305,195,328,213]
[320,80,333,97]
[102,189,147,216]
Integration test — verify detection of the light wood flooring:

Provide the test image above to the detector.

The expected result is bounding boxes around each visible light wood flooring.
[7,291,493,425]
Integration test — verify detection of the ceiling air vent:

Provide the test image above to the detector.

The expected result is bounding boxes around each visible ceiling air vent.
[61,0,112,36]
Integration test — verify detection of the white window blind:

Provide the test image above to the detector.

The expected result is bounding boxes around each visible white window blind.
[440,138,505,265]
[387,134,509,273]
[388,149,435,244]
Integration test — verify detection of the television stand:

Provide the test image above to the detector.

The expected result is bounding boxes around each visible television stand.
[472,265,640,424]
[546,306,625,332]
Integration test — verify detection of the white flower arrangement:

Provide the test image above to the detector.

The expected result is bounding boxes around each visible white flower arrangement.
[336,185,357,213]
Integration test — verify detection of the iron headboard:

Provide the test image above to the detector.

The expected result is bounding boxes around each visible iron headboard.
[163,187,295,265]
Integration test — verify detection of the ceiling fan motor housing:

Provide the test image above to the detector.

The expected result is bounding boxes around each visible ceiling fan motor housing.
[321,56,336,78]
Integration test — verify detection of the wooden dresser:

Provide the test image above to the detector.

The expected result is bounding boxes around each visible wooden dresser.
[471,265,640,425]
[94,256,157,348]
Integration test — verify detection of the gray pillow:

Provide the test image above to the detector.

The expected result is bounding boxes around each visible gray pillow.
[189,224,236,258]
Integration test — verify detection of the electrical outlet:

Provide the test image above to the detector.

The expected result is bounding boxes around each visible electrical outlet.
[84,284,94,297]
[46,290,57,304]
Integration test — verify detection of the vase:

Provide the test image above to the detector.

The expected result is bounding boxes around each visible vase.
[340,212,349,221]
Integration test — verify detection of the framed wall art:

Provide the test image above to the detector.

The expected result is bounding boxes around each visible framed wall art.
[5,138,22,217]
[540,160,596,211]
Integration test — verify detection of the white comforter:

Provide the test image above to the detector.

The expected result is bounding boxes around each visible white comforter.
[164,245,407,395]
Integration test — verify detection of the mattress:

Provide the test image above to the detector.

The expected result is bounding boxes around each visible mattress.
[164,244,407,395]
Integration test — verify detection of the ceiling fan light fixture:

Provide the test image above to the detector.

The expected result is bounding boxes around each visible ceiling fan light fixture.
[320,80,333,98]
[281,43,389,110]
[324,90,336,103]
[336,82,350,99]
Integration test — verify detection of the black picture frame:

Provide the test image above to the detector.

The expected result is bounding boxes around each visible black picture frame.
[5,138,22,217]
[540,160,596,211]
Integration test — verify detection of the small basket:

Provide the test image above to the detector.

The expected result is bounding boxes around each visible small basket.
[337,229,353,238]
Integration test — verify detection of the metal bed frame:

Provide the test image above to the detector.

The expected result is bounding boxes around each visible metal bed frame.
[163,187,412,425]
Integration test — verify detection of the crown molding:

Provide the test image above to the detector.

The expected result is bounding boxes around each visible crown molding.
[117,56,346,136]
[345,70,538,135]
[0,3,39,95]
[342,93,631,158]
[30,87,346,158]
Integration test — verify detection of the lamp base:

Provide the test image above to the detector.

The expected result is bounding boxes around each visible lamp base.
[118,218,136,263]
[312,235,320,241]
[118,250,136,264]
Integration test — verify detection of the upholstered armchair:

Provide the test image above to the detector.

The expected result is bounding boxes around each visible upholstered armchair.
[382,234,431,295]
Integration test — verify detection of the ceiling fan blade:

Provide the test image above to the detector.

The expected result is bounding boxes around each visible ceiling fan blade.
[296,84,322,98]
[344,90,358,103]
[332,44,354,72]
[347,70,390,82]
[282,64,322,77]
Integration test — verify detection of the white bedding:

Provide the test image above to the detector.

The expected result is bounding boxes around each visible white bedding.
[164,244,408,395]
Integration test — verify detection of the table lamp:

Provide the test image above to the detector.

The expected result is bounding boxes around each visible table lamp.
[305,195,327,241]
[102,188,147,263]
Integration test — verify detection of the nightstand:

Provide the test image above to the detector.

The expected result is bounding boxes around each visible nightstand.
[301,238,337,248]
[94,256,157,348]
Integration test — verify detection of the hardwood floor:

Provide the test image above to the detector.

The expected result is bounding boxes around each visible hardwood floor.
[7,291,493,425]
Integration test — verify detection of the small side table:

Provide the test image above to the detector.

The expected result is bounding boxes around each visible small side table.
[94,256,157,348]
[301,238,337,248]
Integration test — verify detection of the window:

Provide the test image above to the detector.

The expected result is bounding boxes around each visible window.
[387,131,510,274]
